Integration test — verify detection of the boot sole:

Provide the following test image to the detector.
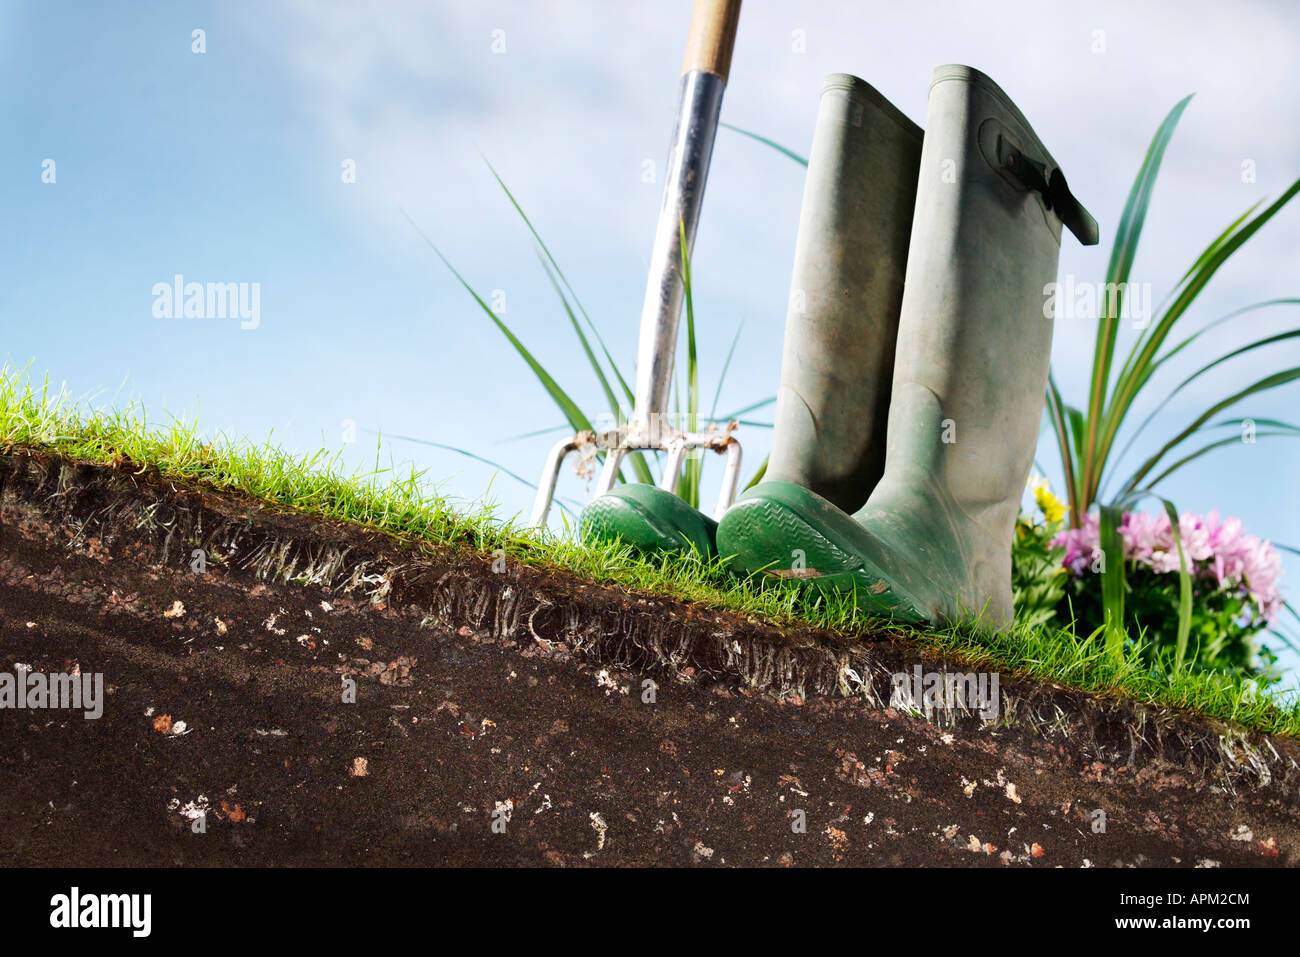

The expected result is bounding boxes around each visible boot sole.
[717,482,929,624]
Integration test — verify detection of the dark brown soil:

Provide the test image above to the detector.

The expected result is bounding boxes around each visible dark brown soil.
[1,450,1297,867]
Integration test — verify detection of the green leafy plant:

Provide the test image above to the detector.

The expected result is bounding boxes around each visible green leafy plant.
[1052,507,1285,683]
[1050,95,1300,522]
[1038,96,1300,658]
[1012,477,1070,631]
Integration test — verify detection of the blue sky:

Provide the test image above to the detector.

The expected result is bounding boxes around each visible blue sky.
[4,0,1298,682]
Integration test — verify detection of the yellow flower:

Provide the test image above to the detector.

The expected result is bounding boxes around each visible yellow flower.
[1030,476,1068,525]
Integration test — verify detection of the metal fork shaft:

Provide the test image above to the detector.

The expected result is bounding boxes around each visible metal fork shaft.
[630,70,726,437]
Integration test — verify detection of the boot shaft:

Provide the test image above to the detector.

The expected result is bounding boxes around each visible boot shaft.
[881,65,1093,534]
[767,74,923,514]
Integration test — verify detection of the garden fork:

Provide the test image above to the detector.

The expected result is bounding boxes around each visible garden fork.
[529,0,743,527]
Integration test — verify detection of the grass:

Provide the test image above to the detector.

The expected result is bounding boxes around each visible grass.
[2,363,1298,737]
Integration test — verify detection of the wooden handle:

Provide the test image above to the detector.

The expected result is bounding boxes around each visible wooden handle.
[681,0,741,81]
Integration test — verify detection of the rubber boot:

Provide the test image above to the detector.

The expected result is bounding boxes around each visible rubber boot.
[581,75,924,558]
[580,481,718,557]
[768,75,922,513]
[717,65,1098,628]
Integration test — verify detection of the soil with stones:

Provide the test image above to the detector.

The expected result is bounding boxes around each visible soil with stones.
[1,450,1297,867]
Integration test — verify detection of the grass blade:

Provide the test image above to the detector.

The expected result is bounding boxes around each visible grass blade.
[719,396,776,419]
[1139,430,1299,490]
[536,251,654,485]
[719,122,809,167]
[1159,497,1194,669]
[401,209,594,435]
[1104,299,1300,478]
[1080,95,1194,504]
[1099,503,1127,659]
[481,156,634,405]
[499,423,574,443]
[1093,177,1300,499]
[679,218,701,509]
[365,428,578,519]
[1122,366,1300,492]
[708,320,745,425]
[1045,373,1081,524]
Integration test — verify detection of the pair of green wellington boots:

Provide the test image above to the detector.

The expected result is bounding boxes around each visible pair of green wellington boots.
[581,66,1097,630]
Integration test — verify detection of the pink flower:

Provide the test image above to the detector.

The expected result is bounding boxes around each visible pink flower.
[1052,508,1284,624]
[1053,515,1101,575]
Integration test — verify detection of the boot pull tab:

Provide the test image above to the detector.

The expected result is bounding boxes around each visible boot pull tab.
[982,122,1100,246]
